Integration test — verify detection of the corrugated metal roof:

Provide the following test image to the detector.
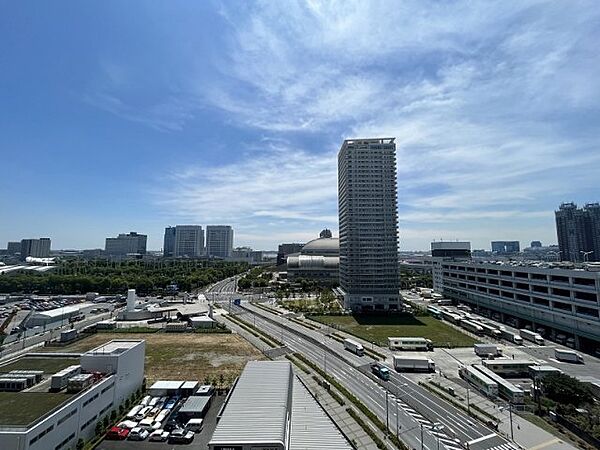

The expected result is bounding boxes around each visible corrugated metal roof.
[209,360,291,447]
[179,396,211,414]
[290,379,352,450]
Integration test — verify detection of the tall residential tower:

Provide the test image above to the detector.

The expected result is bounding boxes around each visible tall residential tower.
[206,225,234,258]
[338,138,400,312]
[164,225,204,258]
[555,202,600,262]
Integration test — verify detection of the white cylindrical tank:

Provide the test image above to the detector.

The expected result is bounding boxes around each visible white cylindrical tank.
[127,289,136,311]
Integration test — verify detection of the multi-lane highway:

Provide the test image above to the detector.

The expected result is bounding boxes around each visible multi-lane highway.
[230,300,516,450]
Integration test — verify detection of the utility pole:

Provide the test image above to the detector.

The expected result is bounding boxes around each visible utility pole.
[466,387,471,415]
[509,402,514,440]
[385,389,389,435]
[420,423,424,450]
[395,399,399,442]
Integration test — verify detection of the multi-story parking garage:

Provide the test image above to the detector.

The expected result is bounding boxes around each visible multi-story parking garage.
[438,261,600,351]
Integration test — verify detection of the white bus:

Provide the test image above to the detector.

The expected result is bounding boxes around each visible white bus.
[388,337,433,351]
[473,365,525,404]
[482,359,537,377]
[459,365,498,398]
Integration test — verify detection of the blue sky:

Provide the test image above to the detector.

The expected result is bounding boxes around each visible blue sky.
[1,1,599,251]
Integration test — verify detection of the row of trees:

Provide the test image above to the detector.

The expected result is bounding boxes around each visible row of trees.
[0,260,249,295]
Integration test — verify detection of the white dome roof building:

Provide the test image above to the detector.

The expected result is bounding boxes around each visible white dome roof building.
[286,236,339,283]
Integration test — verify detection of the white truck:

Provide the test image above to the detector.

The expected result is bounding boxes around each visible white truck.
[474,344,502,357]
[343,338,365,356]
[555,348,584,363]
[393,356,435,372]
[519,329,545,345]
[500,329,523,345]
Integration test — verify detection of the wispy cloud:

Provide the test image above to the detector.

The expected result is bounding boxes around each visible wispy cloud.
[99,0,600,249]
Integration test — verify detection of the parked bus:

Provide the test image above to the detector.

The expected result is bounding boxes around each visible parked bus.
[441,310,462,324]
[427,305,442,319]
[474,322,502,339]
[473,365,524,404]
[482,359,537,377]
[520,329,544,345]
[459,365,498,398]
[460,320,484,336]
[388,337,433,351]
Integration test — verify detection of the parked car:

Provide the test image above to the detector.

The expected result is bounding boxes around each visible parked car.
[149,430,170,442]
[128,427,150,441]
[168,428,195,444]
[105,427,129,440]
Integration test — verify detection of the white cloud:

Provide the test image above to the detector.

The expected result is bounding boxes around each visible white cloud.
[146,1,600,249]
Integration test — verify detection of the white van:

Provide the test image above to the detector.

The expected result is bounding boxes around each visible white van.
[185,418,203,432]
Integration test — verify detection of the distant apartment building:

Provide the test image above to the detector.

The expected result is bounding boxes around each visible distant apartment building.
[440,260,600,351]
[491,241,520,254]
[163,226,176,257]
[20,238,51,260]
[6,241,21,256]
[277,243,305,266]
[104,232,147,256]
[230,247,264,265]
[531,241,542,248]
[556,202,600,262]
[338,138,400,311]
[206,226,233,258]
[163,226,204,258]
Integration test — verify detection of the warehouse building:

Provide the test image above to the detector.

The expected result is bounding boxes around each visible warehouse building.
[0,340,145,450]
[209,360,351,450]
[440,260,600,351]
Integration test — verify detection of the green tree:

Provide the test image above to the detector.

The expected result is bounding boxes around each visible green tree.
[76,438,85,450]
[543,372,590,406]
[110,409,117,422]
[95,421,104,436]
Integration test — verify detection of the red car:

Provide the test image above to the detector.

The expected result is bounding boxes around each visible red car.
[106,426,130,440]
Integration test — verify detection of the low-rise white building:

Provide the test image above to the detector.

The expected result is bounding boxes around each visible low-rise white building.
[0,340,145,450]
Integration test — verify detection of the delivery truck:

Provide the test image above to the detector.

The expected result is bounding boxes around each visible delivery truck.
[393,356,436,372]
[554,348,584,364]
[343,338,365,356]
[474,344,502,357]
[370,363,390,381]
[501,329,523,345]
[519,329,545,345]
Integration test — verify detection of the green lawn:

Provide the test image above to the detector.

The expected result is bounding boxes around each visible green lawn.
[0,357,80,374]
[0,392,75,426]
[310,314,477,348]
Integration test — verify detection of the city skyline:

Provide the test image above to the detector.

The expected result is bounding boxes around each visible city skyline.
[2,2,599,251]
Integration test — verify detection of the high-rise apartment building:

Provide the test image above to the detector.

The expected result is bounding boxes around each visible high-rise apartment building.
[20,238,51,260]
[163,227,176,257]
[163,226,204,258]
[338,138,400,312]
[175,225,204,257]
[555,202,600,262]
[6,241,21,256]
[105,232,147,256]
[206,226,233,258]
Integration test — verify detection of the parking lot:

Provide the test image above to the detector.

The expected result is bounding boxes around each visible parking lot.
[97,394,224,450]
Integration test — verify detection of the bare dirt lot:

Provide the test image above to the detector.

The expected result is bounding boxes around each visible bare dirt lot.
[43,332,265,384]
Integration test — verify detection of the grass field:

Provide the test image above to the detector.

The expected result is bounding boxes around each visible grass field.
[0,357,80,374]
[43,333,265,384]
[0,392,75,425]
[310,314,477,347]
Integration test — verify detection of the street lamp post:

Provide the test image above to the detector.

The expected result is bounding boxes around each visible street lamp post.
[509,402,514,440]
[581,251,594,263]
[466,387,471,415]
[420,423,424,450]
[385,389,389,435]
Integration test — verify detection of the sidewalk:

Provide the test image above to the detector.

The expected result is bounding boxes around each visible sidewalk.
[426,373,579,450]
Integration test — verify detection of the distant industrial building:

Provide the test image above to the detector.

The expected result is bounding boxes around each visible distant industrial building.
[6,241,21,256]
[440,260,600,351]
[230,247,264,265]
[277,243,305,266]
[163,225,204,258]
[286,234,339,283]
[105,232,147,256]
[431,241,472,292]
[209,361,351,450]
[531,241,542,248]
[20,238,51,260]
[556,202,600,262]
[0,340,144,450]
[338,138,400,311]
[491,241,520,254]
[431,241,471,258]
[206,226,233,258]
